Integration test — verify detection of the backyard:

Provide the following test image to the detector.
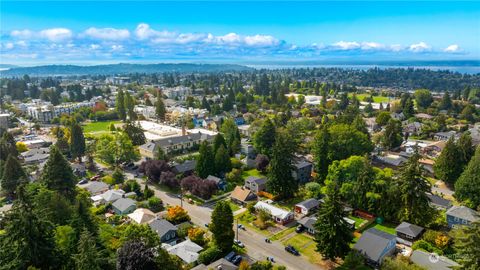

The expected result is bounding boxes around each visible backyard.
[281,233,323,265]
[82,120,122,137]
[348,93,393,103]
[241,168,265,179]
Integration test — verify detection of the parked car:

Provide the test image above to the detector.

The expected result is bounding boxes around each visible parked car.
[267,256,275,262]
[237,224,246,230]
[225,251,236,262]
[78,179,88,185]
[285,245,300,256]
[234,239,245,248]
[232,255,242,265]
[295,225,304,233]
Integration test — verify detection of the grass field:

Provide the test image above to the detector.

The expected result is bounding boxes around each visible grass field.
[82,121,121,134]
[348,215,368,229]
[281,233,323,265]
[241,169,265,179]
[348,93,392,103]
[365,222,397,235]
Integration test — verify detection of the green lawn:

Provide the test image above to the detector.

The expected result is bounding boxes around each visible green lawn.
[226,199,241,212]
[365,222,397,235]
[348,215,368,229]
[282,233,323,265]
[270,226,296,241]
[241,169,265,179]
[82,121,121,133]
[348,93,393,103]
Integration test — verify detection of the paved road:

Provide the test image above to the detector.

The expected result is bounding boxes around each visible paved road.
[122,172,324,270]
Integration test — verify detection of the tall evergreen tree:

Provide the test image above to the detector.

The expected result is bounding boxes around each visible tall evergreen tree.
[457,133,474,166]
[55,135,71,157]
[252,119,276,157]
[267,130,297,199]
[314,181,352,260]
[220,118,241,156]
[0,185,56,269]
[210,201,234,252]
[312,125,330,182]
[439,91,452,110]
[124,92,137,121]
[40,146,76,200]
[155,90,166,121]
[213,133,227,154]
[455,146,480,209]
[214,145,231,177]
[0,132,18,160]
[0,154,27,196]
[123,121,146,146]
[196,141,215,178]
[116,89,126,121]
[73,229,101,270]
[381,119,403,150]
[70,123,86,162]
[398,151,434,226]
[452,221,480,270]
[434,137,463,185]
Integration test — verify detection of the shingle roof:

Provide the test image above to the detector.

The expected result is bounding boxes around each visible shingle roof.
[427,194,452,209]
[254,201,293,220]
[155,133,213,148]
[245,176,266,185]
[410,250,460,270]
[298,216,317,231]
[112,198,136,212]
[296,198,319,210]
[164,239,203,264]
[395,222,424,237]
[446,206,480,222]
[354,228,396,263]
[80,181,109,194]
[149,218,177,238]
[101,189,125,202]
[139,141,157,152]
[231,186,255,202]
[294,160,312,169]
[173,160,196,173]
[206,175,222,184]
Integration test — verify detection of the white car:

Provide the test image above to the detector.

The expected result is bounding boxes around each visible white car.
[234,239,245,248]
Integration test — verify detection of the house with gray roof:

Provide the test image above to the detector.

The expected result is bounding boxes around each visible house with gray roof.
[139,133,214,158]
[21,147,50,164]
[292,160,313,183]
[78,181,109,195]
[427,194,452,210]
[244,176,267,193]
[410,250,460,270]
[163,239,203,264]
[101,189,125,203]
[192,258,238,270]
[295,198,319,215]
[298,216,317,234]
[354,228,397,267]
[172,160,196,175]
[446,206,480,228]
[395,222,424,246]
[112,198,136,215]
[149,218,178,244]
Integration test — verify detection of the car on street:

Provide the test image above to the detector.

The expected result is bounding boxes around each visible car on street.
[267,256,275,262]
[237,224,246,230]
[78,179,88,185]
[234,239,245,248]
[285,245,300,256]
[232,255,242,265]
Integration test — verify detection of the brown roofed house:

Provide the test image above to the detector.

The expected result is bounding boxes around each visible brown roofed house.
[230,186,257,206]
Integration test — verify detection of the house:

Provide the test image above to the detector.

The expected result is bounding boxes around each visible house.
[101,189,125,203]
[446,206,480,228]
[163,239,203,264]
[419,159,435,175]
[395,222,424,246]
[374,154,407,167]
[172,160,196,175]
[354,228,397,267]
[149,218,178,243]
[238,124,253,137]
[298,216,317,234]
[403,121,423,135]
[292,160,313,183]
[71,163,87,177]
[202,119,217,130]
[434,131,457,141]
[254,201,294,225]
[391,112,405,120]
[128,208,156,224]
[244,176,267,193]
[21,147,50,164]
[139,132,213,158]
[468,123,480,145]
[295,199,319,215]
[240,139,256,159]
[78,181,109,195]
[426,194,452,210]
[410,250,460,270]
[230,186,257,206]
[415,113,434,120]
[234,117,245,126]
[424,140,446,158]
[112,198,137,215]
[206,175,226,190]
[191,258,238,270]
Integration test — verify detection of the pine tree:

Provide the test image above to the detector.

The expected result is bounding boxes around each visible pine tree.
[0,185,56,269]
[155,90,166,121]
[55,136,70,157]
[116,89,126,121]
[214,145,231,177]
[124,92,137,121]
[267,130,297,199]
[252,119,276,157]
[196,141,215,178]
[70,123,86,162]
[457,133,474,166]
[220,118,241,156]
[40,146,76,200]
[403,97,415,118]
[312,125,330,182]
[124,121,146,146]
[73,229,101,270]
[0,154,27,196]
[69,192,98,237]
[434,137,463,186]
[0,132,18,161]
[452,221,480,270]
[210,201,234,252]
[398,151,434,226]
[439,92,452,110]
[381,119,403,150]
[213,133,227,153]
[314,181,352,260]
[455,146,480,209]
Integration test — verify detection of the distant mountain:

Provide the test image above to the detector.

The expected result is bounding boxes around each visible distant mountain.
[0,63,253,76]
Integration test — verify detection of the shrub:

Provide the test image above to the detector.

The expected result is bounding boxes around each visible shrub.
[198,245,222,265]
[412,240,443,255]
[143,185,154,199]
[147,197,162,212]
[102,175,115,185]
[177,222,194,238]
[188,227,206,246]
[123,180,140,193]
[166,205,191,224]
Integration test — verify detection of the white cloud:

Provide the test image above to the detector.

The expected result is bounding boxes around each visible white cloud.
[84,27,130,40]
[4,43,14,49]
[39,28,72,42]
[332,41,360,50]
[90,44,101,50]
[16,41,28,47]
[11,29,33,39]
[409,42,431,52]
[111,44,123,51]
[361,42,384,50]
[444,44,460,52]
[244,35,279,46]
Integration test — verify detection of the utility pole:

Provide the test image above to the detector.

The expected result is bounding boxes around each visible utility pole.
[236,218,239,241]
[180,188,183,208]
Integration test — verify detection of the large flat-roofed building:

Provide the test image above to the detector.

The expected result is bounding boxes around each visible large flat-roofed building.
[139,131,214,158]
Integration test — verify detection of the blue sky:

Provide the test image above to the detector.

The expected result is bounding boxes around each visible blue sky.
[1,1,479,65]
